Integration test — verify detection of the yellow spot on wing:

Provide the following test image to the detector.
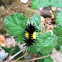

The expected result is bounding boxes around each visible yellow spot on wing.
[33,32,36,39]
[25,32,29,39]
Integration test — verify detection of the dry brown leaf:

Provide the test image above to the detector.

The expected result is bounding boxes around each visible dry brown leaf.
[0,35,5,46]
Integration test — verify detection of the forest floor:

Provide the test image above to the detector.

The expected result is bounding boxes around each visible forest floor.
[0,0,62,62]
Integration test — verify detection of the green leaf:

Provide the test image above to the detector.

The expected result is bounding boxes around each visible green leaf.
[27,32,57,54]
[56,10,62,25]
[36,25,42,32]
[44,57,53,62]
[53,25,62,48]
[31,0,50,9]
[11,45,20,55]
[31,0,62,10]
[55,44,62,52]
[4,12,28,43]
[50,0,58,8]
[57,36,62,45]
[55,42,60,51]
[53,25,62,37]
[30,14,41,26]
[13,52,24,60]
[1,45,20,55]
[36,32,57,52]
[58,0,62,8]
[30,14,42,31]
[50,0,62,8]
[1,45,24,60]
[41,50,52,56]
[60,45,62,53]
[27,41,39,54]
[38,55,44,62]
[1,46,13,54]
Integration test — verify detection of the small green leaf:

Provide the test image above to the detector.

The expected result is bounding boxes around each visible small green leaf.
[36,25,42,32]
[57,0,62,8]
[55,42,60,51]
[53,25,62,49]
[38,55,44,62]
[50,0,58,8]
[13,52,24,60]
[31,0,50,9]
[1,45,20,55]
[30,14,41,26]
[36,32,57,52]
[11,45,20,55]
[60,45,62,53]
[57,36,62,45]
[44,57,53,62]
[53,25,62,37]
[1,45,24,60]
[4,12,28,43]
[1,46,13,54]
[27,41,39,54]
[31,0,62,10]
[56,10,62,25]
[41,50,52,56]
[30,14,42,31]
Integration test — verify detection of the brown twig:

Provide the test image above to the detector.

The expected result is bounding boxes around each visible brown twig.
[9,47,25,61]
[11,53,28,62]
[50,7,56,17]
[21,49,62,62]
[7,47,15,62]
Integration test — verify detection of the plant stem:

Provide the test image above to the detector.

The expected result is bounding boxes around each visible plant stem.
[55,8,57,16]
[50,7,56,17]
[21,49,62,62]
[9,47,25,61]
[7,47,15,62]
[11,53,28,62]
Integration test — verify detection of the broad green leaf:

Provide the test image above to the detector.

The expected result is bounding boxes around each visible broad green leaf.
[30,14,41,26]
[1,46,13,54]
[60,45,62,53]
[38,55,44,62]
[50,0,62,8]
[27,41,39,54]
[31,0,50,9]
[57,36,62,45]
[1,45,24,60]
[36,32,57,52]
[56,45,62,53]
[50,0,58,8]
[55,42,60,51]
[53,25,62,47]
[1,45,20,55]
[4,12,28,42]
[44,57,53,62]
[56,10,62,25]
[13,52,24,60]
[41,50,52,56]
[36,24,42,32]
[31,0,62,10]
[53,25,62,37]
[39,59,44,62]
[58,0,62,8]
[27,32,57,54]
[30,14,42,31]
[11,45,20,55]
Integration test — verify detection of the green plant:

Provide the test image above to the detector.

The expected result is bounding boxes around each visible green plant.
[2,0,62,62]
